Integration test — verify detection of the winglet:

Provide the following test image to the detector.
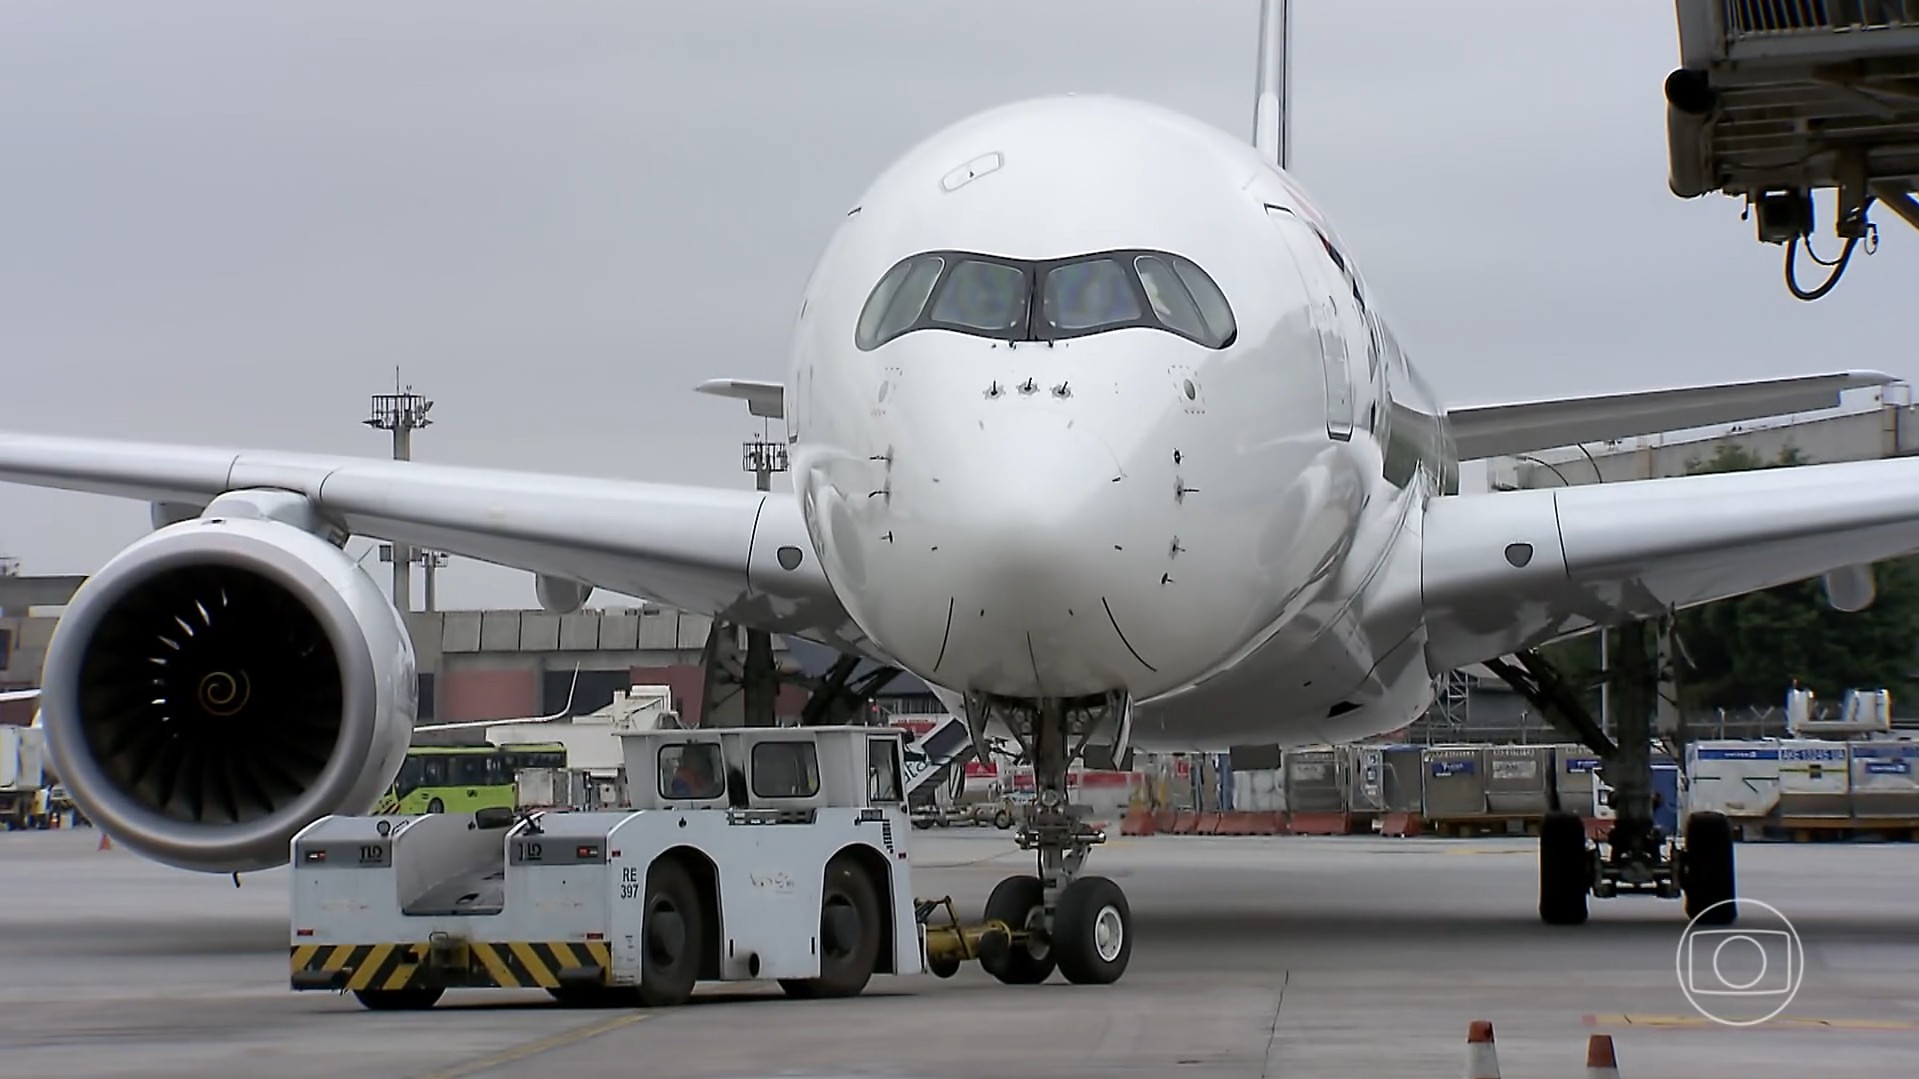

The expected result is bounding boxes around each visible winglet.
[1252,0,1292,169]
[695,379,785,420]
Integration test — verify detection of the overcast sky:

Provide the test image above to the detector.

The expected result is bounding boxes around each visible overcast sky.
[2,1,1913,609]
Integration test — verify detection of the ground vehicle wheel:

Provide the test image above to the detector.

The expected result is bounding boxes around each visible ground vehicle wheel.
[1053,875,1131,985]
[993,808,1014,830]
[979,874,1054,984]
[1682,811,1737,926]
[780,858,882,999]
[1538,810,1591,926]
[546,985,645,1007]
[425,797,444,814]
[353,987,443,1010]
[636,857,704,1006]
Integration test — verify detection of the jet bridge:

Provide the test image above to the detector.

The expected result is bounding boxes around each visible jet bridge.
[1665,1,1919,298]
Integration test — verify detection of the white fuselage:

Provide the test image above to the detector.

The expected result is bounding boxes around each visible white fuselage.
[784,96,1457,751]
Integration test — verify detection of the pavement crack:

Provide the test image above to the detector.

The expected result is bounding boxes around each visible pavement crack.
[1259,968,1290,1078]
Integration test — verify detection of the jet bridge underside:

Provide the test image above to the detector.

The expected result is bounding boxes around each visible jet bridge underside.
[1665,1,1919,298]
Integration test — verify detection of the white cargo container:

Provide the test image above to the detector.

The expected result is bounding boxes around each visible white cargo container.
[1685,741,1782,820]
[1848,741,1919,818]
[1777,739,1850,818]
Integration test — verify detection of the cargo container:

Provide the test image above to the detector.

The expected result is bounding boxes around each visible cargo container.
[1421,746,1487,821]
[1848,741,1919,818]
[1485,745,1554,817]
[1344,745,1386,815]
[1776,739,1850,818]
[1684,741,1782,820]
[1380,745,1425,814]
[1592,758,1679,836]
[1283,747,1345,813]
[1552,744,1602,814]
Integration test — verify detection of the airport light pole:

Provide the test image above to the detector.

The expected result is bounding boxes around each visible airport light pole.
[742,424,789,493]
[740,424,789,725]
[364,369,434,612]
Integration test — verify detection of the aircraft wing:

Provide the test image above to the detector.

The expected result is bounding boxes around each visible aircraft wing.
[0,431,882,657]
[0,689,40,703]
[1446,370,1894,460]
[1422,454,1919,670]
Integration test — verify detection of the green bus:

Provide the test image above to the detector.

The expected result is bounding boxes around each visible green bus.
[373,743,569,815]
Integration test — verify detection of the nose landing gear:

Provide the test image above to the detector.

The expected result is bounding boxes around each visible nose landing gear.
[964,693,1135,986]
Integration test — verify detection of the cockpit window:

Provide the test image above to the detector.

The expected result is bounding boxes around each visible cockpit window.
[853,248,1235,351]
[1041,258,1140,333]
[930,258,1028,333]
[856,254,943,351]
[1136,254,1235,348]
[1134,256,1208,340]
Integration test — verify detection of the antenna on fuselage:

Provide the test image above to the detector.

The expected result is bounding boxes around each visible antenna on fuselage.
[1252,0,1291,170]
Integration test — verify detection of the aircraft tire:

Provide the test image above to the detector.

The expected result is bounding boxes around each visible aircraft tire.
[1682,811,1737,926]
[980,875,1055,984]
[1053,875,1131,985]
[1538,810,1591,926]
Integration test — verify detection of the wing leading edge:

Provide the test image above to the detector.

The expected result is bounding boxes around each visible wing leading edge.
[1422,454,1919,671]
[1446,370,1894,460]
[0,430,881,657]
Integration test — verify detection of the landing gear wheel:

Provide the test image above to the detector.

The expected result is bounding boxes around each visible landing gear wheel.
[780,858,881,999]
[1538,810,1591,926]
[353,987,443,1010]
[1682,811,1737,926]
[979,875,1055,984]
[636,857,703,1006]
[1053,875,1131,985]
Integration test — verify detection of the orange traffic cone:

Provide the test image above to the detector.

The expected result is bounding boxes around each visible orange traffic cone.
[1465,1020,1500,1078]
[97,831,112,851]
[1586,1033,1620,1078]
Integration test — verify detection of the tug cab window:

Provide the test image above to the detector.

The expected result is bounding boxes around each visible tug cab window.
[658,743,725,800]
[751,741,822,798]
[867,738,903,803]
[854,248,1236,351]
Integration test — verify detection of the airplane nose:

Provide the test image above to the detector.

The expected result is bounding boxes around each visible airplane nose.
[902,408,1152,699]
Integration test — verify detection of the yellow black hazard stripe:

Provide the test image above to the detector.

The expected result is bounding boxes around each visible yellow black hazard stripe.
[290,940,613,991]
[467,941,613,989]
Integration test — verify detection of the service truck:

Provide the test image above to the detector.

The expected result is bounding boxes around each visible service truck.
[1,725,47,830]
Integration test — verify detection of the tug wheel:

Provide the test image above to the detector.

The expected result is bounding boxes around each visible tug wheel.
[781,856,882,999]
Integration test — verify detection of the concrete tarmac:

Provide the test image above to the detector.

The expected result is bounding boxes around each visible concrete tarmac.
[2,825,1916,1077]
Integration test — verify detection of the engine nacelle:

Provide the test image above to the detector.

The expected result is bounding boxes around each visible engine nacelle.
[1822,563,1877,613]
[39,507,415,874]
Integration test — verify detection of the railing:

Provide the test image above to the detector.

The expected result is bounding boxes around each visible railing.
[1724,0,1919,38]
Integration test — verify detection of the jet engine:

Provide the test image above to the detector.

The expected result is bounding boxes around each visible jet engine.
[38,494,415,874]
